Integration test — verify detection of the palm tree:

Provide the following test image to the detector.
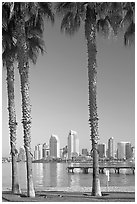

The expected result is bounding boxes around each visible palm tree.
[2,2,54,197]
[2,17,20,194]
[55,2,135,196]
[2,29,20,193]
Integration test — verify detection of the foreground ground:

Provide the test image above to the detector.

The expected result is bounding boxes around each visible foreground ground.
[2,190,135,202]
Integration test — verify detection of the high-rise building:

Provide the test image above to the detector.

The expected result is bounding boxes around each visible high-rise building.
[68,130,79,160]
[97,143,106,158]
[82,148,88,156]
[117,142,127,159]
[108,137,114,159]
[43,143,49,159]
[117,142,133,160]
[125,142,132,159]
[62,145,68,159]
[34,144,43,160]
[49,134,60,158]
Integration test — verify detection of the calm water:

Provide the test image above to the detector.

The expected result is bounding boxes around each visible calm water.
[2,162,135,191]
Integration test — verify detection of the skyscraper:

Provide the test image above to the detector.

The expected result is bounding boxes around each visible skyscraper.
[68,130,79,160]
[34,144,43,160]
[49,134,60,158]
[117,142,127,159]
[125,142,132,159]
[43,143,49,159]
[98,143,106,158]
[108,137,114,159]
[117,142,133,160]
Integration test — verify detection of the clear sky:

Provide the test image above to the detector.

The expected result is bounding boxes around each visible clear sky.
[2,14,135,157]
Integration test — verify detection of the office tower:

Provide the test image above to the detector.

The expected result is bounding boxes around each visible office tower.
[125,142,132,159]
[62,145,68,159]
[68,130,79,160]
[18,146,26,162]
[43,143,49,159]
[97,143,106,158]
[34,145,39,160]
[82,148,88,156]
[34,144,43,160]
[108,137,114,159]
[117,142,127,159]
[49,134,60,158]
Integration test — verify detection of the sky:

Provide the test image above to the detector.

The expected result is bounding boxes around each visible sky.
[2,11,135,157]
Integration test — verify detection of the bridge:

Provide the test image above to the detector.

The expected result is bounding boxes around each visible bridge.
[67,166,135,174]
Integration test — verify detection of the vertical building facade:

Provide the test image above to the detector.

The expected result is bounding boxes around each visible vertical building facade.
[117,142,126,159]
[98,143,106,158]
[68,130,79,159]
[49,134,60,158]
[108,137,114,159]
[125,142,132,159]
[43,143,49,159]
[34,144,43,160]
[82,148,88,156]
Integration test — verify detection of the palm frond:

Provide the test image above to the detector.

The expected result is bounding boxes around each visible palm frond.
[55,2,77,16]
[97,17,110,37]
[39,2,54,23]
[61,11,81,35]
[124,21,135,46]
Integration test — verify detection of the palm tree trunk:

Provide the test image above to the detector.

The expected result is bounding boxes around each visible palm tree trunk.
[16,4,35,197]
[85,6,101,196]
[6,60,20,194]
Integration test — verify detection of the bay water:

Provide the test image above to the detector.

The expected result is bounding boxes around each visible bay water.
[2,162,135,191]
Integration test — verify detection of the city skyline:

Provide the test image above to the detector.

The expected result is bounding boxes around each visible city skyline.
[18,134,135,159]
[2,15,135,157]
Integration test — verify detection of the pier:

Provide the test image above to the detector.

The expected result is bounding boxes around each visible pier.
[67,166,135,174]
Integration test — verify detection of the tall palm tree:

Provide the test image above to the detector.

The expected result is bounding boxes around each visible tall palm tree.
[2,17,20,194]
[2,3,22,193]
[55,2,135,196]
[2,2,54,197]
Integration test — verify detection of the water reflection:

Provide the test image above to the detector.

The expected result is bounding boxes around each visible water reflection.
[34,163,43,187]
[2,162,135,191]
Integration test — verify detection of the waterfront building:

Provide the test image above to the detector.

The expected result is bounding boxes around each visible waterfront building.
[117,142,133,160]
[97,143,106,158]
[82,148,88,156]
[68,130,79,160]
[34,144,43,160]
[43,143,49,159]
[18,146,26,162]
[62,145,68,159]
[125,142,132,159]
[108,137,114,159]
[49,134,60,158]
[117,142,127,159]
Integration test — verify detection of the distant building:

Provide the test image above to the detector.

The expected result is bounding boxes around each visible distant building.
[49,134,60,158]
[68,130,79,160]
[97,143,106,158]
[62,145,68,159]
[82,148,88,156]
[18,146,25,162]
[117,142,133,160]
[108,137,114,159]
[34,144,43,160]
[117,142,127,159]
[43,143,49,159]
[125,142,132,159]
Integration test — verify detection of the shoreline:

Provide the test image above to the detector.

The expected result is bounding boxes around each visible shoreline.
[3,185,135,193]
